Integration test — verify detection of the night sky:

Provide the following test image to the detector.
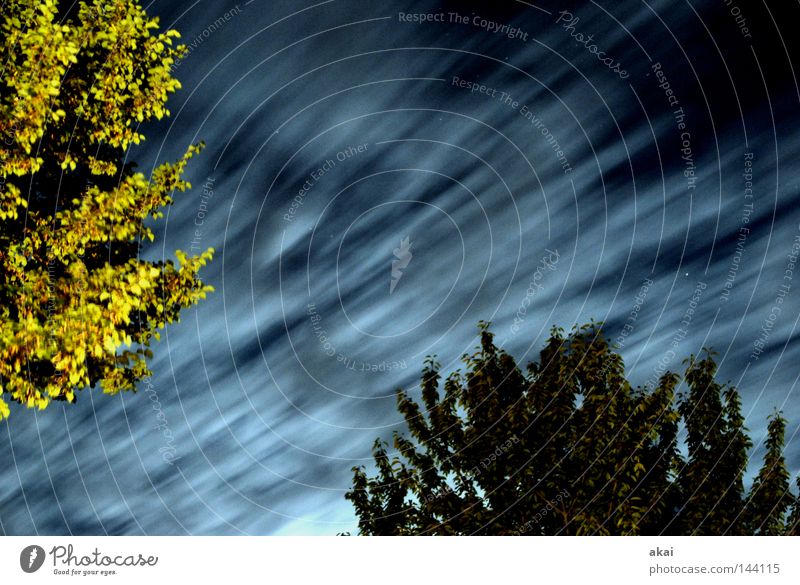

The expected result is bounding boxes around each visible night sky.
[2,0,800,535]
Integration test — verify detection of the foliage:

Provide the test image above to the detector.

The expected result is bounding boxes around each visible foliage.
[346,323,798,535]
[743,413,792,535]
[673,353,752,534]
[787,477,800,536]
[0,0,213,419]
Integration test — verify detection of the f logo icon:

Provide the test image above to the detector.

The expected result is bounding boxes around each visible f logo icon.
[20,545,45,573]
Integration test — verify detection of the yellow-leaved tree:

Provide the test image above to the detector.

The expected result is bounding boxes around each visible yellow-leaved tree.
[0,0,213,419]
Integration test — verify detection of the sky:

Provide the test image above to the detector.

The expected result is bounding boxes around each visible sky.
[2,0,800,535]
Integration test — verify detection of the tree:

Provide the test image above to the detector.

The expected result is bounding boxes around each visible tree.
[345,323,799,535]
[674,354,751,535]
[787,477,800,536]
[743,413,791,535]
[0,0,213,419]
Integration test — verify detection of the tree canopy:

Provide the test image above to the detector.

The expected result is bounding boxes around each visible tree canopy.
[346,323,798,535]
[0,0,213,419]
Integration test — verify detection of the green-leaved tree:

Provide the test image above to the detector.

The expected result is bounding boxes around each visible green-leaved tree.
[743,413,792,535]
[346,323,798,535]
[673,354,752,534]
